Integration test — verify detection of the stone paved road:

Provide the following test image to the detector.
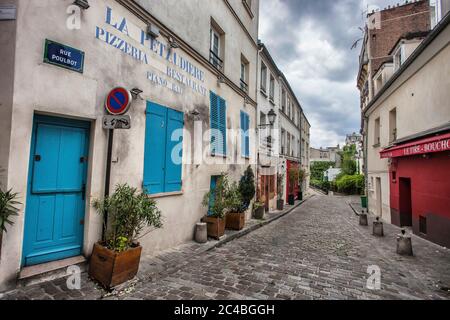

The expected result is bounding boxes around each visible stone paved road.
[2,195,450,300]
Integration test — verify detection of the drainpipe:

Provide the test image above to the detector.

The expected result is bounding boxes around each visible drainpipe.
[363,114,369,209]
[254,44,264,207]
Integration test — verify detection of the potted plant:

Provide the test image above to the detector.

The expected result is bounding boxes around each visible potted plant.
[202,174,228,239]
[288,168,299,205]
[276,174,284,211]
[238,166,256,212]
[90,184,162,289]
[225,182,246,231]
[0,188,20,248]
[253,201,265,220]
[297,168,306,201]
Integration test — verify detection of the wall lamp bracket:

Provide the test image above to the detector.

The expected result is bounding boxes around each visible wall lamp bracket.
[130,88,143,100]
[73,0,90,10]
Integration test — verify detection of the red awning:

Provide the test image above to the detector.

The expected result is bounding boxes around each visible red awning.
[380,132,450,159]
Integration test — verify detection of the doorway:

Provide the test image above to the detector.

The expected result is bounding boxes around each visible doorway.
[261,175,274,211]
[399,177,413,227]
[22,115,90,266]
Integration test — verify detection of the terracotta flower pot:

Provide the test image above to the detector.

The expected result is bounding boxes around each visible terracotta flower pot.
[226,212,245,230]
[202,216,226,239]
[253,206,265,220]
[89,242,142,289]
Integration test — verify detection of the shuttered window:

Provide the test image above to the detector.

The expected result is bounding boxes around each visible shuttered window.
[240,111,250,158]
[210,91,227,156]
[143,101,184,195]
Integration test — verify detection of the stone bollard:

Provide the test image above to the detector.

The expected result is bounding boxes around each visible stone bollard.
[397,229,413,256]
[373,217,384,237]
[359,210,368,226]
[195,222,208,244]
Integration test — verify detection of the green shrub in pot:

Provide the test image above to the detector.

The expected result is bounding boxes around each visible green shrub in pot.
[90,184,162,288]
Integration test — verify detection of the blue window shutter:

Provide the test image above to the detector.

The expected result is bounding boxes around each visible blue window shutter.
[245,113,250,157]
[218,96,227,156]
[210,92,219,155]
[143,102,167,194]
[240,111,250,157]
[240,111,245,157]
[210,92,226,156]
[164,109,184,193]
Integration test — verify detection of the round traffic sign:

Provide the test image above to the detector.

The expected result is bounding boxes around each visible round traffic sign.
[105,87,132,115]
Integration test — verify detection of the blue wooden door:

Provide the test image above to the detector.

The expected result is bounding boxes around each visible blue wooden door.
[22,116,90,266]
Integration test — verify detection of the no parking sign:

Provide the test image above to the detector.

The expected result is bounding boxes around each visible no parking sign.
[105,87,132,115]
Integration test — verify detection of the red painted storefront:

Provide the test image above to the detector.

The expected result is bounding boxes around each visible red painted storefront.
[381,133,450,248]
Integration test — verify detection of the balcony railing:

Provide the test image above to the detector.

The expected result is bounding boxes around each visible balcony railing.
[240,79,249,93]
[209,50,223,71]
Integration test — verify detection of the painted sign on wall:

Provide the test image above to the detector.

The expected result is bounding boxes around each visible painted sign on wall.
[94,6,208,97]
[380,133,450,158]
[44,39,85,73]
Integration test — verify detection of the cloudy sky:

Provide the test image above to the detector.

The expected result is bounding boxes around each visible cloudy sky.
[259,0,398,148]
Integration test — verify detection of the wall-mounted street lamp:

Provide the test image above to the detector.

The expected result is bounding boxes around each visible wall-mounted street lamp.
[73,0,90,10]
[258,109,277,128]
[168,36,180,49]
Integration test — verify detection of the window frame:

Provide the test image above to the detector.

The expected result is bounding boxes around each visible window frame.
[260,63,267,93]
[269,74,275,101]
[374,117,381,147]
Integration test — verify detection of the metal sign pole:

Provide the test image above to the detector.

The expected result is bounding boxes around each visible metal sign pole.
[102,129,114,239]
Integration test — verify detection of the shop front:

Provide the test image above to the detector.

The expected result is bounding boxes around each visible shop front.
[286,160,300,204]
[381,132,450,248]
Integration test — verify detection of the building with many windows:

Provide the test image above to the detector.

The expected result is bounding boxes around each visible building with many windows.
[278,73,309,202]
[360,1,450,247]
[345,132,363,174]
[0,0,260,291]
[310,146,342,167]
[357,0,431,223]
[256,43,311,210]
[256,43,280,211]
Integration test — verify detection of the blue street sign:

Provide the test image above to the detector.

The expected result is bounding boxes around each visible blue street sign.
[43,39,85,73]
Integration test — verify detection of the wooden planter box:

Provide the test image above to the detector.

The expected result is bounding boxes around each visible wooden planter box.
[226,212,245,230]
[203,216,226,239]
[89,242,142,289]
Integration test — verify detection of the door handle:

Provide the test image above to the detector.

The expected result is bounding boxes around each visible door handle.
[34,155,41,162]
[81,183,86,200]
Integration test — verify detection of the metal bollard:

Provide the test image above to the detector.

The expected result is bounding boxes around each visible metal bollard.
[359,210,368,226]
[195,222,208,244]
[397,229,413,256]
[373,216,384,237]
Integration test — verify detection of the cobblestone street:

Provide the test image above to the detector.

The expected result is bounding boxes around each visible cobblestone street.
[2,194,450,300]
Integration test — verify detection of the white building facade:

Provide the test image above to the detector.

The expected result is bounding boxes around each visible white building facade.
[0,0,260,291]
